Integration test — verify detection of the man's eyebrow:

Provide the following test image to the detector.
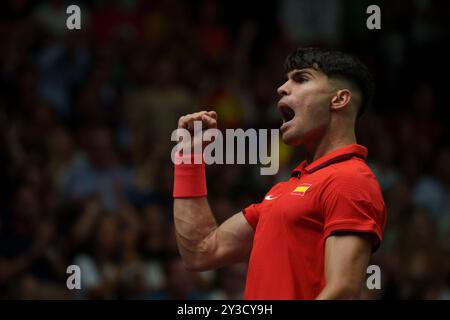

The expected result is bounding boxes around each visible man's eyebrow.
[287,69,314,79]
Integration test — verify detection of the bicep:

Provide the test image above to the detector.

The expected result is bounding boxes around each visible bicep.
[203,211,254,268]
[323,233,372,295]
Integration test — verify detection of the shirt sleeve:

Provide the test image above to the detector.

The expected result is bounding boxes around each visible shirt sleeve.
[322,171,387,251]
[242,203,262,230]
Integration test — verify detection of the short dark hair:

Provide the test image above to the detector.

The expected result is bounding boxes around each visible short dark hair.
[284,47,375,118]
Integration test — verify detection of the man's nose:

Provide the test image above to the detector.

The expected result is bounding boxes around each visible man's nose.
[277,82,289,97]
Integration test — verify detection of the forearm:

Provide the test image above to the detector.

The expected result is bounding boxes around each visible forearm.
[172,111,250,271]
[173,197,218,270]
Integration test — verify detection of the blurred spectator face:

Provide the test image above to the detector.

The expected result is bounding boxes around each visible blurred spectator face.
[154,59,175,87]
[219,263,247,298]
[276,68,338,146]
[95,215,119,259]
[22,160,44,189]
[87,128,115,169]
[385,181,411,221]
[212,196,234,224]
[19,67,37,95]
[15,274,40,299]
[144,204,165,231]
[129,51,151,85]
[201,0,220,24]
[409,209,434,244]
[75,85,104,124]
[400,150,422,185]
[142,204,167,256]
[167,258,196,299]
[412,83,435,118]
[445,220,450,282]
[119,213,140,253]
[254,71,276,108]
[154,162,174,198]
[48,127,73,162]
[33,103,56,130]
[434,147,450,184]
[18,67,38,111]
[407,251,431,281]
[375,133,395,166]
[12,185,40,234]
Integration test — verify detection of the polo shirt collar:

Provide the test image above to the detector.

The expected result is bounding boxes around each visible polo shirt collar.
[291,144,368,176]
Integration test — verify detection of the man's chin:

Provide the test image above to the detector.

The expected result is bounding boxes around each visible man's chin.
[281,132,303,147]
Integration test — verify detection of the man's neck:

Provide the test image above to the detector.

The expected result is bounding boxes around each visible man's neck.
[304,130,357,164]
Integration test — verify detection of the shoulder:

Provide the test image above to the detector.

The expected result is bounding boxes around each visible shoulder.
[322,158,384,201]
[331,157,379,183]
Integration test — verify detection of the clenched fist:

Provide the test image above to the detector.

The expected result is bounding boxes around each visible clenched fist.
[177,110,217,130]
[174,111,218,156]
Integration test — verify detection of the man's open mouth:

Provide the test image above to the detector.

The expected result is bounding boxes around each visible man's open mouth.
[278,103,295,123]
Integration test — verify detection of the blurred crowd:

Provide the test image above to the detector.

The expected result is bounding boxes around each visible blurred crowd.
[0,0,449,299]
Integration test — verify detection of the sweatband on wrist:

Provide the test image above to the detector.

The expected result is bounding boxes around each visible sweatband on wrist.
[173,153,207,198]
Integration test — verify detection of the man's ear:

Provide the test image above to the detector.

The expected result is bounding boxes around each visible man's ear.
[330,89,352,111]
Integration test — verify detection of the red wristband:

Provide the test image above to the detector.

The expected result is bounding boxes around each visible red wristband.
[173,154,207,198]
